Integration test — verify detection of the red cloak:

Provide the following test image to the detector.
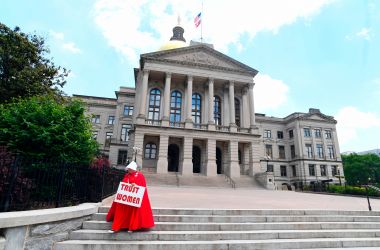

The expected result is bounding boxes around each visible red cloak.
[106,171,154,231]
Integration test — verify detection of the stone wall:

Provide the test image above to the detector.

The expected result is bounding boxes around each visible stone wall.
[0,203,99,250]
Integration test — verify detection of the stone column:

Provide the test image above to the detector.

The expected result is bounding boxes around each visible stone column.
[161,72,171,127]
[156,135,169,173]
[208,78,215,130]
[133,132,144,168]
[248,81,257,132]
[228,140,240,178]
[185,75,193,128]
[229,81,237,132]
[206,139,217,176]
[248,141,261,176]
[242,86,249,128]
[223,84,230,126]
[136,69,149,124]
[182,136,193,175]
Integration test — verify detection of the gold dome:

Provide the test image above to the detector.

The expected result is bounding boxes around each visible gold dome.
[159,40,187,51]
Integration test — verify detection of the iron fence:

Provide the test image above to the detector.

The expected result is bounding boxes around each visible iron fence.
[0,154,125,212]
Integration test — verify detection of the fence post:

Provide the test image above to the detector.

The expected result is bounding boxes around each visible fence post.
[55,162,66,208]
[2,156,21,212]
[100,164,106,202]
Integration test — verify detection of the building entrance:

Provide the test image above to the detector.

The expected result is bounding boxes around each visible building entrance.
[216,147,222,174]
[168,144,179,172]
[192,146,201,173]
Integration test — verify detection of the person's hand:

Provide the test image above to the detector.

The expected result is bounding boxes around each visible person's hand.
[130,183,136,187]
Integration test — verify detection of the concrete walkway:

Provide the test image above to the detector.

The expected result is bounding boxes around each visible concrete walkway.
[104,185,380,211]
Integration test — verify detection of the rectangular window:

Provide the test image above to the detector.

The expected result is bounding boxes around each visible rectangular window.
[280,165,287,177]
[327,145,335,159]
[309,164,315,176]
[123,105,134,116]
[316,144,324,158]
[105,132,112,147]
[314,129,321,138]
[117,150,128,165]
[108,115,115,125]
[267,164,274,172]
[121,124,132,141]
[277,131,283,139]
[304,128,311,137]
[92,115,100,124]
[92,131,98,140]
[279,145,285,159]
[265,144,273,158]
[306,144,313,158]
[289,130,294,139]
[291,145,296,159]
[291,165,296,177]
[331,165,338,176]
[320,165,327,176]
[264,130,272,138]
[325,130,332,139]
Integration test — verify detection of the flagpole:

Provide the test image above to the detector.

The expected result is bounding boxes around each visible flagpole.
[201,0,203,43]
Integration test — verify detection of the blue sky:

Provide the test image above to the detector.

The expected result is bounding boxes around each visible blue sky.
[1,0,380,152]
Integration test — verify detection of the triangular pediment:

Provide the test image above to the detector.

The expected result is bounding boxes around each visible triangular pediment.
[301,113,336,123]
[141,45,258,76]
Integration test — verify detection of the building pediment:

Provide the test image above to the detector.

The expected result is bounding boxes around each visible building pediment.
[140,44,258,76]
[300,113,337,123]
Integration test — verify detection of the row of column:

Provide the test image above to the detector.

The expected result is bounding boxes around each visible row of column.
[137,70,257,130]
[134,133,261,178]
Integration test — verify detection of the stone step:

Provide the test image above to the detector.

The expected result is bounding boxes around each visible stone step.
[0,237,4,250]
[177,175,234,188]
[82,221,380,231]
[70,229,380,241]
[91,212,380,223]
[54,238,380,250]
[98,206,380,216]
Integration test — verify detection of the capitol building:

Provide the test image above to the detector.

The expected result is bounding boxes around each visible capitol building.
[74,22,344,190]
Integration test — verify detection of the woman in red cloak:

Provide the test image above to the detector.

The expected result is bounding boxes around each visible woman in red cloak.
[106,161,155,232]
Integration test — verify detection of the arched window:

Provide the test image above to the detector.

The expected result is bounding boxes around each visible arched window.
[144,143,157,159]
[148,88,161,121]
[214,96,222,125]
[235,98,241,127]
[170,90,182,124]
[192,93,202,124]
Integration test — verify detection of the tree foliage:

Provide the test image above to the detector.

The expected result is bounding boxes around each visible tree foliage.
[0,22,68,103]
[342,153,380,185]
[0,96,98,164]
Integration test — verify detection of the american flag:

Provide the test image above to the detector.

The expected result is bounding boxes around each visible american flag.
[194,12,201,28]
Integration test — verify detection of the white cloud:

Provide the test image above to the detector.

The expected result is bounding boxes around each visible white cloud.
[356,27,372,40]
[335,107,380,146]
[92,0,333,64]
[49,30,64,40]
[49,30,82,54]
[254,73,289,112]
[62,42,82,54]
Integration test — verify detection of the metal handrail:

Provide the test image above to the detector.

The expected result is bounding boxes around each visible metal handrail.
[224,174,236,189]
[175,172,180,187]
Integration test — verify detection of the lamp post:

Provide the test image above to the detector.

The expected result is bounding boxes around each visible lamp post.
[338,167,342,186]
[132,146,141,162]
[365,177,372,212]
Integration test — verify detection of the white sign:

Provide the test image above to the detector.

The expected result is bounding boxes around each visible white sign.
[114,182,145,207]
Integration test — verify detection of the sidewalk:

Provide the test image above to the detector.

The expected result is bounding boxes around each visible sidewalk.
[103,185,380,210]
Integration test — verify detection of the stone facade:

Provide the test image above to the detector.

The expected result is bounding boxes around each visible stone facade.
[75,44,344,189]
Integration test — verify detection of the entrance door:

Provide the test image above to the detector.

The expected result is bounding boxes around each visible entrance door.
[192,146,201,173]
[168,144,179,172]
[216,147,222,174]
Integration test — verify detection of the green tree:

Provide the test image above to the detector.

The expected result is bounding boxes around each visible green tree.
[0,96,98,164]
[342,153,380,185]
[0,22,68,103]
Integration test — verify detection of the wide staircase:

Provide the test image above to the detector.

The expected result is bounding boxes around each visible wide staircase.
[55,206,380,250]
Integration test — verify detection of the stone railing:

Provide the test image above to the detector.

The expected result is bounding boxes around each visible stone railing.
[216,125,229,132]
[0,203,100,250]
[255,172,276,190]
[169,122,185,128]
[145,119,161,126]
[193,123,207,130]
[237,127,250,133]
